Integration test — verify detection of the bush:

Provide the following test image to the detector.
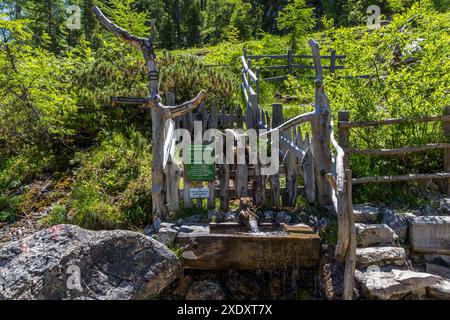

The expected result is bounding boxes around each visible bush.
[40,204,68,227]
[68,129,152,230]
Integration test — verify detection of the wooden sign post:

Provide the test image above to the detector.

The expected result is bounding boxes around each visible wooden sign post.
[92,6,206,222]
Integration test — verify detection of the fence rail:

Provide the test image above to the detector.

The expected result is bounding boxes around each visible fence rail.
[338,107,450,193]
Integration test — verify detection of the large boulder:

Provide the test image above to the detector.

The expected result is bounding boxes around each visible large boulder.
[355,223,398,247]
[353,204,379,224]
[356,269,441,300]
[427,280,450,300]
[0,225,182,300]
[356,247,406,268]
[409,216,450,254]
[185,281,227,300]
[381,208,415,241]
[425,254,450,279]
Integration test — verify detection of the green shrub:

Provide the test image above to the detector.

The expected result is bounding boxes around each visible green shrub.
[40,204,68,227]
[68,129,152,230]
[0,194,22,223]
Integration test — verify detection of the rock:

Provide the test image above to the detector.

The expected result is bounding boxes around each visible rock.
[0,225,182,300]
[427,280,450,300]
[420,205,439,216]
[437,198,450,216]
[356,247,406,268]
[225,271,261,299]
[355,223,398,247]
[224,211,238,222]
[275,212,291,224]
[409,216,450,254]
[186,215,202,223]
[353,204,379,224]
[261,211,275,223]
[170,275,193,298]
[381,208,415,240]
[143,223,156,237]
[356,269,441,300]
[185,281,226,300]
[425,254,450,279]
[157,223,180,247]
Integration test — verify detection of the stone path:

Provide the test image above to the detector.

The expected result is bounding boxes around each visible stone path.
[352,199,450,299]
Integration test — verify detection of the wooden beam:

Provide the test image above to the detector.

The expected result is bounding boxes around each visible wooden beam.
[339,114,450,128]
[165,90,207,118]
[92,6,146,50]
[111,97,153,105]
[352,172,450,185]
[346,143,450,156]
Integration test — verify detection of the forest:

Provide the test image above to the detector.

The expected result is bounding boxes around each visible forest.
[0,0,449,231]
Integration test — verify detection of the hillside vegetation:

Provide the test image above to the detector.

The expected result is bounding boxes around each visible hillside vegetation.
[0,0,449,230]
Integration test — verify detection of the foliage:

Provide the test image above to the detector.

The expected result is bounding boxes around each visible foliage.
[68,130,152,230]
[277,0,314,51]
[40,203,68,226]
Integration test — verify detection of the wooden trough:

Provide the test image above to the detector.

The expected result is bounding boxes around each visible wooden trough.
[176,223,322,270]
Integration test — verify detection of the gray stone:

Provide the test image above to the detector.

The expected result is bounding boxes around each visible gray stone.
[355,223,398,247]
[381,208,415,240]
[275,212,292,224]
[420,205,439,216]
[353,204,379,224]
[186,281,227,300]
[409,216,450,254]
[143,223,156,237]
[261,211,275,223]
[0,225,182,300]
[425,254,450,279]
[157,224,180,247]
[224,211,238,222]
[356,247,406,268]
[186,215,202,223]
[427,280,450,300]
[356,269,441,300]
[438,198,450,216]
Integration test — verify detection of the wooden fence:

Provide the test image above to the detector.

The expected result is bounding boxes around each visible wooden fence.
[243,47,346,83]
[164,96,316,212]
[337,108,450,192]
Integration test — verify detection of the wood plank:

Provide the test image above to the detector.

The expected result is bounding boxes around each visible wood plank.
[352,172,450,185]
[347,143,450,156]
[444,107,450,195]
[339,114,450,128]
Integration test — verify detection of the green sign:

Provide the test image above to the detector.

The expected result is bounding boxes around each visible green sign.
[185,144,215,182]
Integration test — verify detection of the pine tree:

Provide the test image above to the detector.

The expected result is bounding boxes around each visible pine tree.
[277,0,314,51]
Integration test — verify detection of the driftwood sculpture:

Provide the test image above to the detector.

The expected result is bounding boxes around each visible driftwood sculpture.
[92,6,206,221]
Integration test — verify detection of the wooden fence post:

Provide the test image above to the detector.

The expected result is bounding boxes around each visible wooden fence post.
[249,93,258,129]
[269,103,283,208]
[444,106,450,195]
[287,49,293,74]
[284,128,299,206]
[330,49,336,74]
[309,39,332,207]
[338,111,350,170]
[255,68,260,105]
[303,134,316,204]
[208,105,218,210]
[343,169,356,300]
[165,93,181,213]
